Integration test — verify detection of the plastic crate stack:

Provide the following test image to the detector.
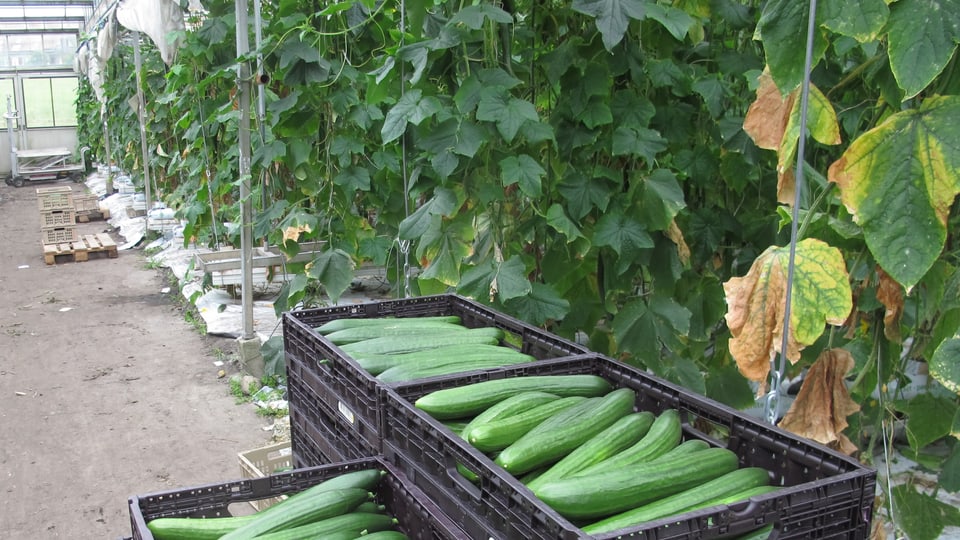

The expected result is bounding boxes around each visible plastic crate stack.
[36,186,77,246]
[126,293,877,539]
[280,294,878,540]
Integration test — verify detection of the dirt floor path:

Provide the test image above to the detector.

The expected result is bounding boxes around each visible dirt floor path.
[0,182,273,539]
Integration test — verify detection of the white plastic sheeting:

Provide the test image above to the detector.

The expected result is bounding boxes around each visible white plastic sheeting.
[115,0,185,66]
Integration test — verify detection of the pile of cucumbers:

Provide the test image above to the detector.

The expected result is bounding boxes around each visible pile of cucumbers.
[145,469,410,540]
[414,375,779,535]
[314,316,537,383]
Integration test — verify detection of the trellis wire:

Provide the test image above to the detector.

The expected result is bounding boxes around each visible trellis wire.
[765,0,818,425]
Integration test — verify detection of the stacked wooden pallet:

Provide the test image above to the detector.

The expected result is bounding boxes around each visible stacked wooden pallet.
[37,186,117,265]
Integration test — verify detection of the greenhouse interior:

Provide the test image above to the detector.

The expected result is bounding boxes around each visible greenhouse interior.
[2,0,960,538]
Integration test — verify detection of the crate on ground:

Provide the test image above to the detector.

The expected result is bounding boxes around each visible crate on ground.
[40,225,78,245]
[288,369,378,467]
[283,293,590,452]
[238,441,294,511]
[40,208,76,228]
[36,185,73,211]
[381,354,877,540]
[128,456,466,540]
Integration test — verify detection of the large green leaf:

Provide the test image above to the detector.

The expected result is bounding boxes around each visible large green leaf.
[381,89,421,144]
[476,88,539,143]
[612,298,658,361]
[449,4,513,30]
[893,483,960,540]
[930,338,960,394]
[820,0,888,42]
[895,394,959,453]
[500,154,546,198]
[594,208,654,263]
[504,282,571,325]
[643,2,694,41]
[418,219,473,286]
[398,187,459,240]
[572,0,645,51]
[307,249,355,304]
[612,126,668,163]
[828,96,960,290]
[887,0,960,99]
[494,256,532,301]
[558,170,615,220]
[755,0,830,93]
[458,261,495,299]
[333,165,371,192]
[942,444,960,492]
[545,203,584,242]
[637,169,686,231]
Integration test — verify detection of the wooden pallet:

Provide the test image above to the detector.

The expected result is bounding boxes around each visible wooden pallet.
[76,209,110,223]
[43,233,118,265]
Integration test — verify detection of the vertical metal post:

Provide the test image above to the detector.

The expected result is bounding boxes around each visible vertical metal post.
[253,0,268,218]
[102,109,113,194]
[235,0,255,340]
[132,31,152,232]
[6,97,18,179]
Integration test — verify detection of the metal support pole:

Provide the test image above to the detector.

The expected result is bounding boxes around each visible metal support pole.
[132,31,151,232]
[102,109,113,194]
[5,97,18,179]
[235,0,255,342]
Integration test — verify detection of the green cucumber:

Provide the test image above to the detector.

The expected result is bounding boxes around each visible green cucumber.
[356,344,521,375]
[459,391,561,442]
[572,408,682,477]
[534,447,739,519]
[315,315,462,334]
[467,396,592,452]
[415,374,613,420]
[252,512,397,540]
[340,327,504,356]
[146,469,383,540]
[356,532,409,540]
[354,502,386,514]
[377,352,535,383]
[218,488,371,539]
[495,387,637,475]
[526,411,654,492]
[701,484,780,507]
[146,515,255,540]
[324,322,467,345]
[581,467,770,535]
[728,523,775,540]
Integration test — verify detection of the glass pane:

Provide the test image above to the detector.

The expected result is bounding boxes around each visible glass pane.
[0,79,15,128]
[22,78,53,128]
[51,77,77,126]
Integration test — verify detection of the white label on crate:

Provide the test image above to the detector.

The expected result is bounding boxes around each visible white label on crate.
[338,401,356,424]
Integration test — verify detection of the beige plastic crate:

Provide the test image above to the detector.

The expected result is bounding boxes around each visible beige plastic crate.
[36,186,74,211]
[41,226,78,245]
[238,441,293,511]
[40,209,76,228]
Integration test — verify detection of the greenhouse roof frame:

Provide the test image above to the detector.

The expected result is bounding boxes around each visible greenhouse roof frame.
[0,0,94,34]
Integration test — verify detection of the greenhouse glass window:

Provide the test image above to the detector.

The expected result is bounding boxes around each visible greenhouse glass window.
[22,76,77,128]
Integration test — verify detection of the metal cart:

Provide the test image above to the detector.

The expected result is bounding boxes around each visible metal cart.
[4,98,85,188]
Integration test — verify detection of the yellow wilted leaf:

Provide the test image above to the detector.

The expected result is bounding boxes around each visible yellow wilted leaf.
[744,70,840,204]
[282,224,312,245]
[723,239,852,386]
[665,220,690,266]
[743,70,794,151]
[778,348,861,455]
[876,267,904,343]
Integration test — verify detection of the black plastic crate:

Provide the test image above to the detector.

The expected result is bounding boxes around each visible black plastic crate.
[287,370,377,467]
[381,354,876,540]
[128,456,467,540]
[283,294,590,451]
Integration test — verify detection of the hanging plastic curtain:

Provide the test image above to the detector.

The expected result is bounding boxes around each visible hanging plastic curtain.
[115,0,186,65]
